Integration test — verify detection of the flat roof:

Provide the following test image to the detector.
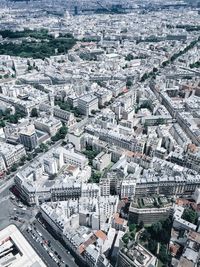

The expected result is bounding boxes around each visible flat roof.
[0,224,46,267]
[79,94,97,103]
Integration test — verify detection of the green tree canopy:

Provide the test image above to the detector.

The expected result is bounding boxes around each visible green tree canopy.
[129,224,136,232]
[182,208,198,224]
[90,171,101,183]
[125,53,134,61]
[30,108,38,117]
[126,79,132,88]
[122,233,129,244]
[51,126,68,142]
[0,120,5,128]
[148,239,157,254]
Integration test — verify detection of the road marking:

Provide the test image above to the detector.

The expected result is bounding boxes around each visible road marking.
[24,231,55,266]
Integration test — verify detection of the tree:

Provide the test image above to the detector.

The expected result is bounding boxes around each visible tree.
[39,143,49,152]
[62,140,67,146]
[150,221,163,238]
[125,53,134,61]
[141,230,151,242]
[161,217,172,230]
[15,108,26,119]
[4,108,11,116]
[129,224,136,232]
[51,135,59,142]
[30,108,38,117]
[4,74,9,79]
[126,79,132,88]
[0,110,4,118]
[148,239,157,254]
[130,231,135,239]
[19,155,26,165]
[27,154,33,161]
[27,65,33,71]
[136,100,152,114]
[8,115,18,124]
[182,208,198,224]
[35,147,41,154]
[0,107,25,124]
[51,126,68,141]
[0,120,5,128]
[49,174,57,180]
[153,67,158,73]
[162,60,169,67]
[10,163,18,172]
[91,109,96,115]
[140,73,149,82]
[122,233,129,244]
[90,171,101,183]
[190,61,200,69]
[55,100,71,111]
[72,108,82,117]
[141,217,172,246]
[0,29,76,59]
[159,244,170,264]
[83,145,98,159]
[138,221,144,230]
[58,126,68,139]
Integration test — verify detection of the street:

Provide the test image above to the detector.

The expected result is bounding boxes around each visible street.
[23,219,78,267]
[23,229,58,267]
[0,139,79,266]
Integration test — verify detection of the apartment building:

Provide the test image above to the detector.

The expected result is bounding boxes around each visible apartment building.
[78,94,98,116]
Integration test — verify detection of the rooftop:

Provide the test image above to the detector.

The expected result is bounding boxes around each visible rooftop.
[79,94,97,103]
[121,242,156,267]
[0,225,46,267]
